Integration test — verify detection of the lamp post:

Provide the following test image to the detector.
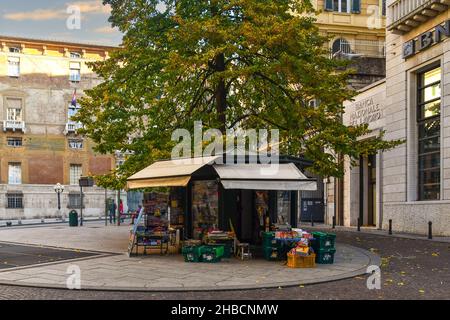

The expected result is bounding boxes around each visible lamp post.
[54,183,65,218]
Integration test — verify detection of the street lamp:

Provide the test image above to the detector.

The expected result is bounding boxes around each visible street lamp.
[54,183,65,211]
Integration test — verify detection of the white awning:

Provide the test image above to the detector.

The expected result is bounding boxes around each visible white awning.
[126,156,220,189]
[213,163,317,191]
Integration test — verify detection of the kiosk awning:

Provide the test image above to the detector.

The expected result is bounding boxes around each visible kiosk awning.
[127,156,220,189]
[213,163,317,191]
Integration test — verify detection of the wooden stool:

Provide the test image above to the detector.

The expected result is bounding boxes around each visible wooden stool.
[237,243,252,260]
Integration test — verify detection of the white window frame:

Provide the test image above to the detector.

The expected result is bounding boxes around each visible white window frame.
[8,163,22,185]
[7,57,20,77]
[69,62,81,82]
[70,164,82,185]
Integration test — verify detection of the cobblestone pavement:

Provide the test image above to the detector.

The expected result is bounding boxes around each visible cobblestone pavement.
[0,230,448,300]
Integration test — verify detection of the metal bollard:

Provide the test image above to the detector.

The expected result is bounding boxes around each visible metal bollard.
[332,216,336,229]
[389,219,393,235]
[311,214,314,227]
[428,221,433,240]
[357,218,361,232]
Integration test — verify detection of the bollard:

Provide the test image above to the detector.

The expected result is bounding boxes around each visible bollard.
[332,216,336,229]
[428,221,433,240]
[311,214,314,227]
[389,219,393,235]
[357,218,361,232]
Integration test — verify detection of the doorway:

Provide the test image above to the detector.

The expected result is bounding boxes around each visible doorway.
[359,155,377,227]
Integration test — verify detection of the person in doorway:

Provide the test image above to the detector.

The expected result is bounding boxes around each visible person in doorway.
[109,200,116,224]
[119,200,124,223]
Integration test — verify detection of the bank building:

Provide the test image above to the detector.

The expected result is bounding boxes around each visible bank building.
[325,0,450,236]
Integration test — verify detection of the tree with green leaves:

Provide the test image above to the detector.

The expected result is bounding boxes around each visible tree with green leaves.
[74,0,402,189]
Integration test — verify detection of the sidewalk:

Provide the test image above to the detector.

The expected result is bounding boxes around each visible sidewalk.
[298,223,450,243]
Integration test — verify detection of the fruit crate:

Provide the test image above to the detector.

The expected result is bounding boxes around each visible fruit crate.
[208,243,232,258]
[311,232,336,250]
[287,253,316,268]
[182,245,202,263]
[201,252,222,263]
[315,248,336,264]
[201,245,225,258]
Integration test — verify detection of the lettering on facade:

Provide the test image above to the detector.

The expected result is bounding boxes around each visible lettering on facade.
[349,97,382,126]
[403,20,450,59]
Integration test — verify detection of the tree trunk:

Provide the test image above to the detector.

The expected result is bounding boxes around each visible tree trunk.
[215,53,227,133]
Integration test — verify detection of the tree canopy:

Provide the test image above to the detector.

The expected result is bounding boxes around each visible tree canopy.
[74,0,402,189]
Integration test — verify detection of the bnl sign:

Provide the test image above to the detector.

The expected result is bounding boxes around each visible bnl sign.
[403,20,450,59]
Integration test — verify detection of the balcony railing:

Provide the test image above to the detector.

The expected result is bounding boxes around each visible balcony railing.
[331,40,386,59]
[388,0,450,34]
[2,120,25,132]
[64,122,83,135]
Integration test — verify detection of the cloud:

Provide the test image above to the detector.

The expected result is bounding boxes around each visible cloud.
[3,0,111,21]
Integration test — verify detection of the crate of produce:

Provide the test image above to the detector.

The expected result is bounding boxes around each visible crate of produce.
[287,253,316,268]
[182,245,202,263]
[315,248,336,264]
[311,232,336,250]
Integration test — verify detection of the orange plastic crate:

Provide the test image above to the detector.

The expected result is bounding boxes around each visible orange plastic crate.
[287,253,316,268]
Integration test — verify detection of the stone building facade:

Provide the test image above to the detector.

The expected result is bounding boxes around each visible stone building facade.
[325,1,450,236]
[0,36,117,220]
[315,0,387,89]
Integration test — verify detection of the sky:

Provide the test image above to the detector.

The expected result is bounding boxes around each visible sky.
[0,0,123,46]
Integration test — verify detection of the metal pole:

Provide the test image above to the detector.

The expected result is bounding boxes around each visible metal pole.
[80,185,84,226]
[357,218,361,232]
[57,192,61,211]
[332,216,336,229]
[389,219,393,235]
[428,221,432,240]
[311,212,314,227]
[105,188,108,226]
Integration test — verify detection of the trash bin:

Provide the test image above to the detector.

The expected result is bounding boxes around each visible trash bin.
[69,210,78,227]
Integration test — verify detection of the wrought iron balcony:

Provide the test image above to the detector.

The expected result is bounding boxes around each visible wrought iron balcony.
[388,0,450,34]
[2,120,25,132]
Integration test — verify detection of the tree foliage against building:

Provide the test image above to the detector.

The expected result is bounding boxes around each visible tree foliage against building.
[74,0,402,189]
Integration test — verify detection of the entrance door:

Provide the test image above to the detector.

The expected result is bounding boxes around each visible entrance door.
[367,154,377,226]
[359,155,377,227]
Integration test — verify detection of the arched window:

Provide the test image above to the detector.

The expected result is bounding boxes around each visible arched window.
[332,38,351,55]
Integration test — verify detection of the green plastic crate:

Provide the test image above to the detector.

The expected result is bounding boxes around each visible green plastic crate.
[182,245,202,262]
[201,252,222,263]
[315,248,336,264]
[263,246,289,261]
[311,232,336,250]
[208,242,233,258]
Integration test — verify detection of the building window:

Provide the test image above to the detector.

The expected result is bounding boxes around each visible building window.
[417,66,441,201]
[8,163,22,185]
[8,57,20,77]
[7,137,22,147]
[5,98,23,121]
[9,47,20,53]
[332,38,351,56]
[70,164,82,185]
[325,0,360,13]
[70,52,81,59]
[381,0,386,16]
[69,62,81,82]
[68,139,83,149]
[7,193,23,209]
[68,193,83,209]
[68,102,80,121]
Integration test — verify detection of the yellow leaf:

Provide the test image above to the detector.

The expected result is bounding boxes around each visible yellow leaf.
[432,253,439,257]
[397,282,404,286]
[419,289,425,294]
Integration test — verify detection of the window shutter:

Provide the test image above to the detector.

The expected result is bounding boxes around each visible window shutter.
[352,0,361,13]
[325,0,333,11]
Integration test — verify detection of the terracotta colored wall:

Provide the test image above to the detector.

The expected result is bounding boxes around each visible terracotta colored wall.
[89,156,112,175]
[28,155,64,184]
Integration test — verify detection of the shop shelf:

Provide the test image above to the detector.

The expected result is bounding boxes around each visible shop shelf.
[311,232,336,250]
[315,248,336,264]
[287,253,316,268]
